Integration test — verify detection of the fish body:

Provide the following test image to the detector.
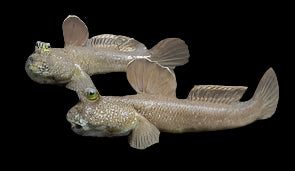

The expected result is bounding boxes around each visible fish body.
[63,44,150,75]
[26,45,147,84]
[104,94,261,133]
[66,59,279,149]
[25,15,189,87]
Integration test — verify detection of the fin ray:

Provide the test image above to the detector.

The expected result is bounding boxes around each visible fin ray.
[127,59,177,97]
[62,15,89,46]
[87,34,147,52]
[149,38,189,69]
[187,85,248,104]
[129,114,160,149]
[252,68,279,119]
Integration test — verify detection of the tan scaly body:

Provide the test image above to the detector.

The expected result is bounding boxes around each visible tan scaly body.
[105,94,261,133]
[25,15,189,89]
[66,59,279,149]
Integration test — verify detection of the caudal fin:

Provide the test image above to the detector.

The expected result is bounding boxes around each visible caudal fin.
[148,38,189,69]
[253,68,279,120]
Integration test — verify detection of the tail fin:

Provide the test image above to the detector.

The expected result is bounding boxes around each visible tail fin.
[253,68,279,120]
[148,38,189,69]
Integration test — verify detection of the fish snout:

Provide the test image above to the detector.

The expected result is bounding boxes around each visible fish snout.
[25,55,51,82]
[25,56,35,72]
[25,55,48,73]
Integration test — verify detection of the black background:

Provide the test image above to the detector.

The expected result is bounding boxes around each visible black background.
[5,1,291,169]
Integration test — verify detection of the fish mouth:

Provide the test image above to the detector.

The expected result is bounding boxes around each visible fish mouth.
[70,123,131,137]
[71,123,109,137]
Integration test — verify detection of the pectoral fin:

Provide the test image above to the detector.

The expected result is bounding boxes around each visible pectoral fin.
[66,64,97,101]
[63,15,89,47]
[126,58,177,97]
[129,114,160,149]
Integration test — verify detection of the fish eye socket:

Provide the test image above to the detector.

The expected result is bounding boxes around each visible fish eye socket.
[86,88,99,100]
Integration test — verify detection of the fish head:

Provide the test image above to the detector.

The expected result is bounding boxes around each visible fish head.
[66,88,137,137]
[25,41,74,84]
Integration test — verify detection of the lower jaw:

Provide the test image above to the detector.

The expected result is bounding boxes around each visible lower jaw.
[73,129,131,138]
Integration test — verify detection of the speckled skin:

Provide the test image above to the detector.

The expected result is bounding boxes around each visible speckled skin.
[67,96,138,137]
[66,66,279,149]
[68,67,278,134]
[71,94,261,134]
[25,15,189,87]
[25,45,149,85]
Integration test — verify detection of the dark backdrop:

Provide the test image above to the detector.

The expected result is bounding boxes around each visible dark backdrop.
[5,1,290,169]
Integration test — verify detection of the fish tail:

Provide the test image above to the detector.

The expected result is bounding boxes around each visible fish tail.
[252,68,279,120]
[148,38,189,69]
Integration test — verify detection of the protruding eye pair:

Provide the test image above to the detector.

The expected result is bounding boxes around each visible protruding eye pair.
[36,41,51,52]
[85,88,99,101]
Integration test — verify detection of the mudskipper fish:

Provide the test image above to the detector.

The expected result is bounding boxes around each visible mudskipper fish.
[25,15,189,92]
[66,58,279,149]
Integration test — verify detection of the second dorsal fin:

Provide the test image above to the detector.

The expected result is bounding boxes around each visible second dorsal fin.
[87,34,147,52]
[126,59,177,97]
[187,85,248,104]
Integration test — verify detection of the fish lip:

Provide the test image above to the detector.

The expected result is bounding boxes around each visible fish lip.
[70,123,86,135]
[72,123,83,130]
[70,123,131,137]
[71,125,108,137]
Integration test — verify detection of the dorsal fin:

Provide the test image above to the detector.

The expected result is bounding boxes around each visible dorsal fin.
[87,34,147,52]
[126,58,176,97]
[187,85,248,104]
[62,15,89,47]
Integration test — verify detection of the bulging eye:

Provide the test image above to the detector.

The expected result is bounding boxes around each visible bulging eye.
[86,88,99,100]
[35,41,51,52]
